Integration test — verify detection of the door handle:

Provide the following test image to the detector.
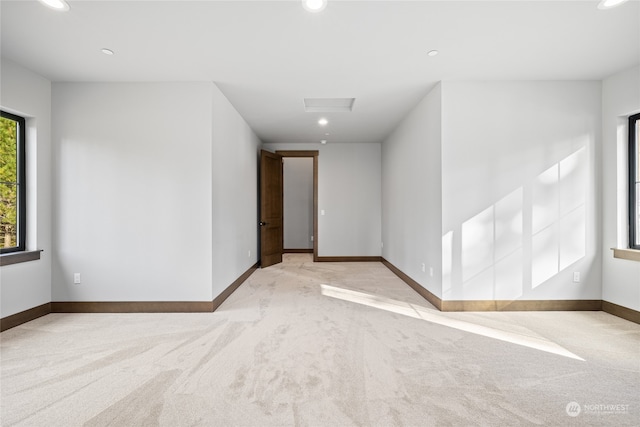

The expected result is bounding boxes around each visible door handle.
[259,221,268,226]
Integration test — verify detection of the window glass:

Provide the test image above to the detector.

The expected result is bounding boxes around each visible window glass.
[0,111,25,253]
[630,113,640,249]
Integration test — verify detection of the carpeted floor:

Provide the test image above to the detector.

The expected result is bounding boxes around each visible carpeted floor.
[1,254,639,426]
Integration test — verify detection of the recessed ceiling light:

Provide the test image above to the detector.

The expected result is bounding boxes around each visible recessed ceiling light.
[325,133,330,136]
[302,0,327,13]
[320,140,327,144]
[318,118,328,126]
[101,48,114,56]
[597,0,629,9]
[38,0,70,11]
[427,50,439,57]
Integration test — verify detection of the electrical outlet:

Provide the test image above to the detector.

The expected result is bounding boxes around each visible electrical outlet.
[573,272,580,283]
[421,263,426,273]
[429,267,434,277]
[311,236,314,241]
[74,273,81,284]
[248,250,251,258]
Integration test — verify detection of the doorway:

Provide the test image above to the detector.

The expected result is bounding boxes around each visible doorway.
[283,157,314,254]
[260,150,318,266]
[276,150,318,261]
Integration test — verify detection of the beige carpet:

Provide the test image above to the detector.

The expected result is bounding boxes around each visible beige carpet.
[1,254,639,426]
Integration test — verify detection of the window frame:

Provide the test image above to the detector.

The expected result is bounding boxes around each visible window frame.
[629,112,640,250]
[0,110,26,254]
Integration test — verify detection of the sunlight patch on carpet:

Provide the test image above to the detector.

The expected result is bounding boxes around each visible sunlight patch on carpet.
[320,284,584,361]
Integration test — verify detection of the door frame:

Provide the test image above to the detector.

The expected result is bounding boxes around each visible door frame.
[276,150,319,262]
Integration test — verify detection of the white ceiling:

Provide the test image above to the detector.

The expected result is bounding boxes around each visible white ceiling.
[1,0,639,144]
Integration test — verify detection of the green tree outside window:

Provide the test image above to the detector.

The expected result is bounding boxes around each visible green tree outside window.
[0,116,19,249]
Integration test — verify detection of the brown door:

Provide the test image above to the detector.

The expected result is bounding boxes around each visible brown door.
[259,150,283,267]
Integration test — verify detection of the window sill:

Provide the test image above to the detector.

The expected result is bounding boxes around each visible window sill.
[0,250,42,267]
[612,248,640,262]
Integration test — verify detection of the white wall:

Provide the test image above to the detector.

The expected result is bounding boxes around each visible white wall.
[211,84,261,297]
[283,157,313,250]
[441,81,602,301]
[52,83,214,301]
[602,65,640,311]
[0,58,52,317]
[382,84,442,298]
[263,142,382,257]
[4,59,633,314]
[381,81,602,303]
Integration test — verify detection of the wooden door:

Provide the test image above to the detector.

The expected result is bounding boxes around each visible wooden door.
[260,150,283,267]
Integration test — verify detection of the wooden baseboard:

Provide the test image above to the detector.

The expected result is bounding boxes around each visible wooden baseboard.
[602,300,640,324]
[50,263,259,314]
[381,258,609,315]
[283,249,313,254]
[0,263,258,328]
[441,299,602,312]
[316,256,382,262]
[0,303,51,332]
[3,263,637,330]
[381,258,442,310]
[212,262,259,311]
[51,301,214,313]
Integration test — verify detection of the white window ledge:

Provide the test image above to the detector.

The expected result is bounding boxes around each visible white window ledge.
[612,248,640,262]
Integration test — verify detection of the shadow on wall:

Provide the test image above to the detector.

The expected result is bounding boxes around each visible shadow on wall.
[443,146,587,300]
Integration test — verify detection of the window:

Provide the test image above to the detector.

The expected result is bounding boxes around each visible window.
[0,111,26,254]
[630,113,640,250]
